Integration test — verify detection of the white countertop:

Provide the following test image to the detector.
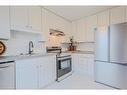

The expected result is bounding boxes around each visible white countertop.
[62,50,94,54]
[0,51,94,63]
[0,53,56,63]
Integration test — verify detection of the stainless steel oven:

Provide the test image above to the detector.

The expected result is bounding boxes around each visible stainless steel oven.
[47,47,72,81]
[56,55,72,81]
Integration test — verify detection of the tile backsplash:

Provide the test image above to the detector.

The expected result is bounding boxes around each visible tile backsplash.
[1,31,46,56]
[61,42,94,52]
[77,43,95,51]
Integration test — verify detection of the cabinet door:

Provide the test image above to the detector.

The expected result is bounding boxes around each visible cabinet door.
[78,56,89,74]
[29,7,42,32]
[87,56,94,78]
[126,7,127,22]
[97,10,109,26]
[41,8,48,41]
[86,15,97,42]
[73,54,94,78]
[71,54,77,72]
[16,59,38,89]
[79,55,94,78]
[10,6,29,31]
[77,19,87,42]
[72,54,87,73]
[38,57,50,88]
[39,56,56,88]
[0,7,10,39]
[71,21,77,39]
[110,6,125,25]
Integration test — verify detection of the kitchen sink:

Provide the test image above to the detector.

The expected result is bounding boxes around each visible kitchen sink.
[19,53,40,57]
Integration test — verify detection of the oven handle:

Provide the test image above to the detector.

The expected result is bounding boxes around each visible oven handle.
[57,57,71,61]
[57,56,71,60]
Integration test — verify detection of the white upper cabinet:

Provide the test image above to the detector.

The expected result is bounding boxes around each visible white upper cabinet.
[97,10,109,26]
[71,21,77,41]
[28,7,42,32]
[110,6,126,25]
[10,6,29,31]
[76,18,87,42]
[72,15,97,42]
[86,15,97,42]
[41,8,48,41]
[10,6,42,33]
[0,7,10,39]
[126,7,127,22]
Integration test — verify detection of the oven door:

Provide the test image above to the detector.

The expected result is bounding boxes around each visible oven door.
[57,57,72,78]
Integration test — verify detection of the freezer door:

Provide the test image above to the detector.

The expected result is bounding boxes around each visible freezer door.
[95,26,109,62]
[110,22,127,64]
[95,61,127,89]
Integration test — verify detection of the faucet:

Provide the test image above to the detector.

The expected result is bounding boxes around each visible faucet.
[29,41,34,54]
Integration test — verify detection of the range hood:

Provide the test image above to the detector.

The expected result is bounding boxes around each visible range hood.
[50,29,65,36]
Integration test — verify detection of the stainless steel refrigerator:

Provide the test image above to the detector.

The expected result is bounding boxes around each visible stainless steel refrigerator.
[95,22,127,89]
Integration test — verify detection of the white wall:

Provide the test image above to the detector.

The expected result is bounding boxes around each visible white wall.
[1,31,46,56]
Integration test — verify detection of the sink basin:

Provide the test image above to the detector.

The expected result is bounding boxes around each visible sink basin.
[16,53,49,59]
[19,53,39,56]
[13,53,51,60]
[20,52,47,56]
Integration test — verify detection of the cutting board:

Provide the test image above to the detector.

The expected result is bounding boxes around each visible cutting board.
[0,41,6,55]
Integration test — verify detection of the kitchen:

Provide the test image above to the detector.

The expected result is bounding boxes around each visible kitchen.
[0,6,127,89]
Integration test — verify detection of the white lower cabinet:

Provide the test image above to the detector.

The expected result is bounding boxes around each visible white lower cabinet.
[72,54,94,78]
[38,56,56,88]
[16,58,38,89]
[16,55,56,89]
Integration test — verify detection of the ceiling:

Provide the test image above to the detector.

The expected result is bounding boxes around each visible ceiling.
[44,6,113,21]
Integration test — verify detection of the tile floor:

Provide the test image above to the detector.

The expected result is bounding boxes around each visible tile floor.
[45,73,115,89]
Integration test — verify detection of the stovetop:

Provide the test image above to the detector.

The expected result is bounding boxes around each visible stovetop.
[56,53,71,58]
